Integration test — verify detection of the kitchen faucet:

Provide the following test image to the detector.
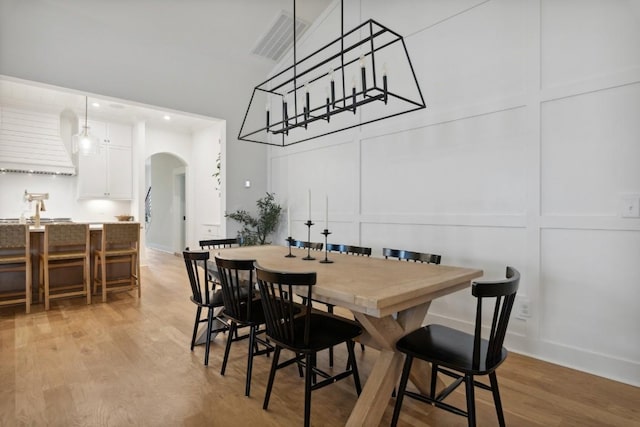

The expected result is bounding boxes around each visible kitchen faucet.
[24,190,49,227]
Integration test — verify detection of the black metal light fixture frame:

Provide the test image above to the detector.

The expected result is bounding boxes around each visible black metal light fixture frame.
[238,0,426,147]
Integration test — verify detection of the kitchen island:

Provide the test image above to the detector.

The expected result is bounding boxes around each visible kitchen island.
[0,221,138,309]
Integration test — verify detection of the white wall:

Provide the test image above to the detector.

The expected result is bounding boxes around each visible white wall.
[192,124,224,241]
[268,0,640,386]
[0,172,130,222]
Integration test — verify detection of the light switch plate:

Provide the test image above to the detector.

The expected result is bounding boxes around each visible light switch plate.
[620,195,640,218]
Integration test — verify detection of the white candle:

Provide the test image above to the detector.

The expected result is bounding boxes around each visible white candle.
[325,195,328,230]
[307,189,311,221]
[287,206,291,237]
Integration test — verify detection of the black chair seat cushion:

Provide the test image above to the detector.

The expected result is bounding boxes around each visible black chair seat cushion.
[224,298,268,325]
[209,284,251,307]
[208,289,225,307]
[396,324,507,375]
[284,313,361,352]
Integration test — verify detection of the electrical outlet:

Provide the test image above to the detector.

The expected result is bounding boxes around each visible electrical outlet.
[515,296,531,320]
[620,195,640,218]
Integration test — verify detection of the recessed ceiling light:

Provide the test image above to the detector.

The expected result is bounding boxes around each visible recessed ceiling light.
[163,115,171,121]
[92,102,100,108]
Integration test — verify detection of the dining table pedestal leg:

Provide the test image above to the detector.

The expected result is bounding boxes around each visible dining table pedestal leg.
[347,302,439,427]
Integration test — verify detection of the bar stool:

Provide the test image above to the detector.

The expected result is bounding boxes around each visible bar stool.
[39,223,91,310]
[0,224,31,313]
[94,223,141,303]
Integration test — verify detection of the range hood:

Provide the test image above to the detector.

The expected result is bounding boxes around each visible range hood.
[0,106,76,176]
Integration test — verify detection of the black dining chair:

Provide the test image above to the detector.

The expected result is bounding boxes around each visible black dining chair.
[327,243,372,257]
[255,262,362,427]
[291,239,323,251]
[199,237,240,250]
[391,266,521,427]
[215,256,273,397]
[199,238,240,290]
[383,247,442,265]
[183,250,228,366]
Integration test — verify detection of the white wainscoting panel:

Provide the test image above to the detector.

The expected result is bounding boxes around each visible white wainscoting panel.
[541,0,640,90]
[541,83,640,216]
[361,107,527,216]
[540,228,640,364]
[361,221,528,335]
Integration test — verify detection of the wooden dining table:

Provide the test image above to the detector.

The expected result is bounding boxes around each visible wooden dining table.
[212,244,483,426]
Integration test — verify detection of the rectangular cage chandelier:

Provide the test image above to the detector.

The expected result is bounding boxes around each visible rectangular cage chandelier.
[238,0,426,147]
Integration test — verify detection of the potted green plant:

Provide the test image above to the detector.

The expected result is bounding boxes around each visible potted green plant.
[226,192,282,245]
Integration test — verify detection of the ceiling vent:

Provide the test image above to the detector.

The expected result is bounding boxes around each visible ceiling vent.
[251,11,309,62]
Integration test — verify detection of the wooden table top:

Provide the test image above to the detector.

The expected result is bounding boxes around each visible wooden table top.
[213,245,483,318]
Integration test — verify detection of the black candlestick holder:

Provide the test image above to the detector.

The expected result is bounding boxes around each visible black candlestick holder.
[302,220,315,260]
[285,236,296,258]
[319,229,333,264]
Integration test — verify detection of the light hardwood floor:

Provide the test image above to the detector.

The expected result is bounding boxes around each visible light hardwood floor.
[1,249,638,426]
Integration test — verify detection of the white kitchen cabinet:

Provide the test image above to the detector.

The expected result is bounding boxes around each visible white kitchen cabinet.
[77,120,132,199]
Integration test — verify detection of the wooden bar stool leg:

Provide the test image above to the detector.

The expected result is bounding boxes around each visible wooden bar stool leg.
[101,254,107,303]
[136,254,141,297]
[85,254,91,305]
[38,258,44,303]
[25,259,31,314]
[93,254,99,295]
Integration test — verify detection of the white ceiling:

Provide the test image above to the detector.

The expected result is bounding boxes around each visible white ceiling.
[0,0,334,132]
[0,77,222,133]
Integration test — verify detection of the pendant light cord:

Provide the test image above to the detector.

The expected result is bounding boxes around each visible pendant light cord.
[84,96,88,131]
[293,0,297,124]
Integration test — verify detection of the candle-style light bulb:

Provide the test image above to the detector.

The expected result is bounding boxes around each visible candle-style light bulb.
[360,54,367,94]
[382,62,388,104]
[282,94,289,135]
[329,68,336,107]
[325,87,330,122]
[266,101,270,129]
[305,82,310,120]
[352,75,357,113]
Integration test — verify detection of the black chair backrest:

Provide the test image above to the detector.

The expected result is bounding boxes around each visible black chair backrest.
[471,266,520,368]
[382,247,441,264]
[327,243,372,257]
[183,250,212,306]
[199,238,239,250]
[255,262,316,347]
[326,243,347,253]
[292,239,323,251]
[215,257,256,321]
[345,245,372,257]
